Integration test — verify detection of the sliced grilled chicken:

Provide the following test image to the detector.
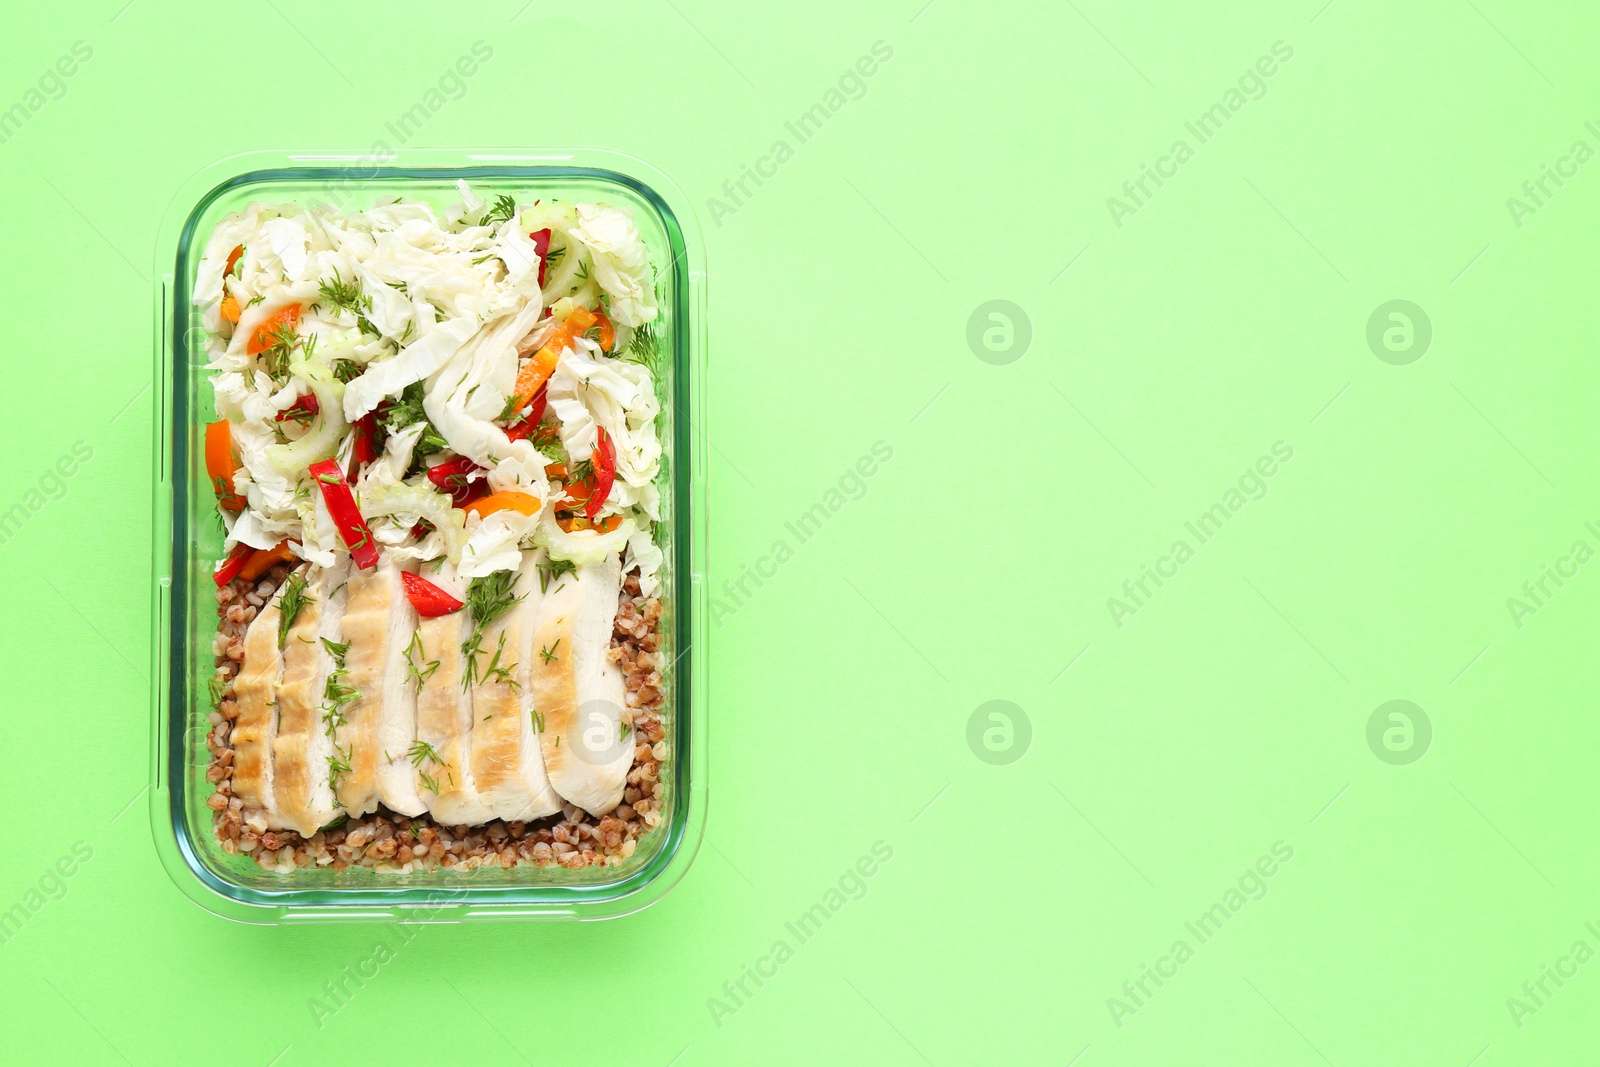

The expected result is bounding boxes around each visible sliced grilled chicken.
[334,556,410,817]
[414,608,497,825]
[531,553,632,815]
[472,551,563,821]
[272,561,352,836]
[230,576,293,829]
[371,559,428,817]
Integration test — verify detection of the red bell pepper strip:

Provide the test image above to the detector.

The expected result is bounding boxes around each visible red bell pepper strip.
[585,426,616,518]
[504,385,548,442]
[307,459,380,569]
[347,412,382,482]
[274,394,320,424]
[213,541,255,586]
[426,456,486,508]
[531,228,551,287]
[401,571,464,617]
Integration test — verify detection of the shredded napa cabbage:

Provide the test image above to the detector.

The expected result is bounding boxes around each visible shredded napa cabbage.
[199,182,665,595]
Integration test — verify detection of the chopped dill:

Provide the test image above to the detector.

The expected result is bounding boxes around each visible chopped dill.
[403,630,440,693]
[537,557,577,594]
[480,193,517,226]
[317,270,371,319]
[277,573,312,648]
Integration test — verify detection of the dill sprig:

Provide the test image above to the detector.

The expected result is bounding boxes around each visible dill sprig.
[321,669,359,737]
[483,632,520,690]
[317,270,371,319]
[460,571,524,689]
[406,739,442,767]
[328,744,354,792]
[466,571,523,632]
[403,630,440,693]
[529,707,545,733]
[260,319,303,380]
[460,627,485,690]
[277,572,313,649]
[539,639,561,665]
[537,557,577,594]
[379,381,450,458]
[208,674,228,708]
[480,194,517,226]
[619,320,661,367]
[497,391,525,423]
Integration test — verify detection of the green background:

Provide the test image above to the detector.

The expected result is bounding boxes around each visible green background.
[0,0,1595,1063]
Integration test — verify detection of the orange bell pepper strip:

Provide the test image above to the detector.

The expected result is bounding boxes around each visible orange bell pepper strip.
[239,540,295,582]
[247,304,301,355]
[509,307,597,410]
[591,305,615,351]
[205,420,246,511]
[462,491,542,519]
[220,246,244,324]
[556,512,621,533]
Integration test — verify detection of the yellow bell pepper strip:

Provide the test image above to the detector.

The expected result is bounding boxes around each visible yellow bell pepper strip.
[307,459,380,569]
[509,307,596,411]
[205,419,246,512]
[462,491,542,519]
[239,540,295,582]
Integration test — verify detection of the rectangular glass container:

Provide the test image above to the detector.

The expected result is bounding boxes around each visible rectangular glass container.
[149,150,707,923]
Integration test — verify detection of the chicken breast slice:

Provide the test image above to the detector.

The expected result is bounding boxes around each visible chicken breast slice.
[531,553,632,815]
[414,608,497,825]
[272,560,352,837]
[472,551,563,821]
[334,555,409,817]
[229,577,293,830]
[372,559,428,817]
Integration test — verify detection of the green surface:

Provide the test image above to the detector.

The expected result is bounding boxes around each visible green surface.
[0,0,1596,1063]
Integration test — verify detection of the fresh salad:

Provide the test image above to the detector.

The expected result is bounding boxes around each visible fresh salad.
[197,181,663,593]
